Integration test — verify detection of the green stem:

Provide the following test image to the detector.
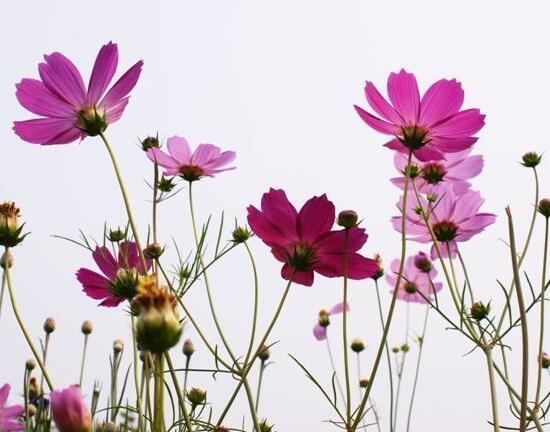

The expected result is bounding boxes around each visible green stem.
[255,360,266,412]
[243,377,262,432]
[131,317,144,432]
[24,368,30,432]
[505,207,529,431]
[152,353,165,432]
[326,335,346,403]
[342,230,352,425]
[535,217,549,410]
[485,348,501,432]
[79,334,89,387]
[352,151,413,430]
[243,242,260,366]
[406,305,429,432]
[392,303,410,432]
[164,353,193,431]
[0,271,6,328]
[98,132,146,270]
[39,333,50,396]
[3,259,53,390]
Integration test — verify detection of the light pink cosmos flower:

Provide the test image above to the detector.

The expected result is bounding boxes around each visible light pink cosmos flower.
[313,302,349,341]
[50,386,92,432]
[14,41,143,145]
[147,136,236,182]
[392,187,496,259]
[0,384,24,431]
[386,253,442,303]
[76,242,151,307]
[355,69,485,161]
[391,148,483,195]
[247,189,378,286]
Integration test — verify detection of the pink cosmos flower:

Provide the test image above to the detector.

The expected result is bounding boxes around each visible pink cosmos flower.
[392,187,496,259]
[0,384,24,431]
[147,136,236,182]
[247,189,378,286]
[313,302,349,341]
[386,253,442,303]
[391,148,484,195]
[50,386,92,432]
[14,41,143,145]
[354,69,485,161]
[76,242,151,307]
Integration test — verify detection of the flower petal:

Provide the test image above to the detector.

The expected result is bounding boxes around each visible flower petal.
[419,79,464,126]
[87,42,118,105]
[76,268,111,300]
[281,263,314,286]
[147,147,180,169]
[329,302,350,315]
[92,246,118,279]
[364,81,403,124]
[100,60,143,109]
[38,52,86,108]
[259,189,298,241]
[167,136,192,163]
[104,96,129,124]
[354,105,399,135]
[15,79,75,117]
[431,109,485,137]
[313,324,327,341]
[296,194,335,242]
[13,118,81,145]
[387,69,420,123]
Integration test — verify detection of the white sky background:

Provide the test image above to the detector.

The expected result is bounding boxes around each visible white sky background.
[1,1,550,430]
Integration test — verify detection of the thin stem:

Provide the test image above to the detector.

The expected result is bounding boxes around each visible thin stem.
[392,303,410,432]
[152,353,165,432]
[406,306,429,432]
[24,368,30,432]
[3,259,53,390]
[535,217,549,410]
[153,162,159,286]
[485,348,501,432]
[0,271,6,328]
[356,354,373,432]
[374,279,394,432]
[39,333,50,395]
[98,132,146,270]
[131,317,144,432]
[255,360,266,412]
[456,250,475,305]
[342,230,352,425]
[243,242,260,366]
[164,353,193,431]
[183,356,190,398]
[352,151,413,430]
[79,334,89,387]
[505,207,529,432]
[243,377,262,432]
[326,335,346,403]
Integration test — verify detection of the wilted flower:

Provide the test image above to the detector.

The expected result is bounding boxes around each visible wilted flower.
[50,385,92,432]
[14,41,143,145]
[247,189,377,286]
[355,69,485,161]
[76,241,151,307]
[313,303,349,341]
[0,384,24,431]
[147,135,236,182]
[385,254,443,303]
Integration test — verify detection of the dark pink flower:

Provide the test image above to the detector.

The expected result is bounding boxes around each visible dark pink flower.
[147,136,236,182]
[355,69,485,161]
[313,302,349,341]
[392,187,496,259]
[391,148,483,195]
[14,41,143,145]
[76,242,151,307]
[0,384,24,431]
[50,386,91,432]
[385,253,442,303]
[247,189,378,286]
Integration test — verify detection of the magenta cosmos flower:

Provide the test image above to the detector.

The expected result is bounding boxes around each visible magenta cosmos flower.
[0,384,23,431]
[355,69,485,161]
[392,187,496,258]
[391,148,484,195]
[50,386,91,432]
[247,189,378,286]
[76,242,151,307]
[313,302,349,341]
[13,41,143,145]
[147,135,236,182]
[386,253,442,303]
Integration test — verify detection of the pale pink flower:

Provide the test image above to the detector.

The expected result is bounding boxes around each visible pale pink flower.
[313,302,349,341]
[50,386,91,432]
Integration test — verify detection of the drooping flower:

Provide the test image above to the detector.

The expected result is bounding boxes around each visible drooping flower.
[313,302,349,341]
[0,384,24,431]
[392,187,496,259]
[354,69,485,161]
[76,242,151,307]
[147,136,236,182]
[390,148,483,195]
[14,41,143,145]
[50,386,92,432]
[247,189,378,286]
[386,253,443,303]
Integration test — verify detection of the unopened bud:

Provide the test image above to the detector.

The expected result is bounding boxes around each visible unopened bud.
[29,377,41,399]
[371,254,384,280]
[27,403,37,417]
[113,339,124,354]
[0,251,13,269]
[43,317,56,334]
[540,352,550,369]
[186,388,206,409]
[337,210,358,228]
[538,199,550,218]
[391,347,399,354]
[183,339,195,357]
[258,345,270,362]
[414,252,432,273]
[214,427,230,432]
[81,321,93,335]
[141,136,160,151]
[259,419,274,432]
[157,176,176,193]
[401,343,410,353]
[359,378,369,388]
[318,309,330,328]
[522,152,542,168]
[470,301,490,322]
[144,243,164,259]
[351,339,365,353]
[232,226,252,243]
[0,202,26,248]
[404,164,420,179]
[25,359,36,371]
[108,228,126,243]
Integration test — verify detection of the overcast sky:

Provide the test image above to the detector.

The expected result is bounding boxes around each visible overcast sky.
[2,1,550,431]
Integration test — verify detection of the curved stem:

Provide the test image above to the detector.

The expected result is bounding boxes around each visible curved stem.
[98,132,146,270]
[3,259,53,390]
[243,242,260,366]
[164,353,193,431]
[535,217,549,410]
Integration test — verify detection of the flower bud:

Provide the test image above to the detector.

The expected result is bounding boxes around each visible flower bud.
[77,106,107,137]
[232,226,252,243]
[113,339,124,354]
[26,359,36,371]
[351,338,365,353]
[133,276,182,354]
[43,317,56,334]
[470,301,490,322]
[258,344,270,362]
[186,388,206,409]
[391,347,399,354]
[371,254,384,280]
[400,343,410,353]
[259,419,274,432]
[111,268,139,300]
[107,228,126,243]
[540,352,550,369]
[0,251,13,269]
[144,243,164,259]
[404,164,420,179]
[214,427,230,432]
[157,176,176,193]
[0,202,27,247]
[27,403,37,417]
[521,151,542,168]
[81,321,93,335]
[359,378,369,388]
[183,339,195,357]
[51,385,92,432]
[318,309,330,328]
[29,377,41,399]
[538,199,550,218]
[337,210,358,228]
[179,265,191,281]
[141,136,160,151]
[414,252,432,273]
[426,193,438,203]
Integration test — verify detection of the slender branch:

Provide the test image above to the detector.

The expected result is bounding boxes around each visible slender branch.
[535,217,549,410]
[164,353,193,431]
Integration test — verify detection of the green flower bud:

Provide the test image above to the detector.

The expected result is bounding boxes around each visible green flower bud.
[337,210,359,228]
[259,419,274,432]
[144,243,164,259]
[0,202,27,248]
[157,176,176,193]
[108,228,126,243]
[183,339,195,357]
[186,388,206,409]
[351,338,365,353]
[81,320,93,335]
[141,136,160,151]
[400,343,410,353]
[232,226,252,243]
[521,152,542,168]
[538,199,550,218]
[258,344,270,362]
[470,301,490,322]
